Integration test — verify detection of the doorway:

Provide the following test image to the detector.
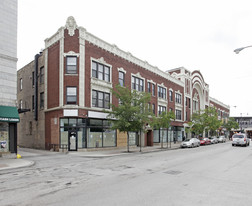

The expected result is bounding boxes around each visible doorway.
[68,130,77,151]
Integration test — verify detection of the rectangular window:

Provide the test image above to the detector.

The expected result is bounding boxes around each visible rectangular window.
[152,84,155,96]
[40,92,44,109]
[175,93,182,104]
[188,98,191,108]
[148,82,151,93]
[132,76,144,92]
[92,90,110,109]
[19,99,23,109]
[158,105,166,115]
[92,61,110,82]
[40,67,44,84]
[158,86,166,99]
[119,71,125,86]
[169,90,173,101]
[66,87,77,104]
[20,78,23,90]
[66,56,77,74]
[32,95,34,111]
[32,72,35,87]
[176,109,182,120]
[152,103,155,115]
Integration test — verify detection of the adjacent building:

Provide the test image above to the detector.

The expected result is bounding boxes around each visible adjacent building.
[0,0,19,155]
[17,16,230,151]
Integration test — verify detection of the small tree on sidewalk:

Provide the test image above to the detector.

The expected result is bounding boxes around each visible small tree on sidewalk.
[106,85,152,152]
[152,111,175,148]
[223,117,239,138]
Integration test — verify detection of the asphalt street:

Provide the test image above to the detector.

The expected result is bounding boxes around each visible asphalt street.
[1,142,252,206]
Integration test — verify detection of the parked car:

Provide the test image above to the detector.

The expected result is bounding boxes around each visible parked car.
[203,138,211,145]
[232,133,250,147]
[180,138,200,148]
[218,136,226,143]
[209,136,218,144]
[200,138,206,145]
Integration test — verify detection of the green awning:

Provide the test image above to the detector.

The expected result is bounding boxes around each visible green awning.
[0,106,20,123]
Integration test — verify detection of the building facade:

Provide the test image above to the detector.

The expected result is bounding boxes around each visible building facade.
[0,0,19,155]
[17,17,230,151]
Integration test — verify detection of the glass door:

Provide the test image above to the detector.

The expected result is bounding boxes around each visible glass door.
[68,130,77,151]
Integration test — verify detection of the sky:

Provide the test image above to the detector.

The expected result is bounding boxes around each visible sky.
[17,0,252,117]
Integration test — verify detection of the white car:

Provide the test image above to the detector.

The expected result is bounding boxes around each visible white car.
[218,136,226,143]
[180,138,200,148]
[232,133,250,147]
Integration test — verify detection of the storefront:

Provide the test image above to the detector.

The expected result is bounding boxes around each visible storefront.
[0,106,20,154]
[59,118,117,150]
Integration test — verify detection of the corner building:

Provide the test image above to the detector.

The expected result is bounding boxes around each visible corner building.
[17,17,230,151]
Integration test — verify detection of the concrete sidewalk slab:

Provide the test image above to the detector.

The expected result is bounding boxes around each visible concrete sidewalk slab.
[0,158,34,171]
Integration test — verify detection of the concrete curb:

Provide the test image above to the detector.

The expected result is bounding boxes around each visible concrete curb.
[0,159,35,171]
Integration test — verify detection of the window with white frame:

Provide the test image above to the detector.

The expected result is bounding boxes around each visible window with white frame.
[158,105,166,115]
[152,84,155,96]
[92,90,110,109]
[193,100,198,111]
[119,71,125,86]
[175,109,182,120]
[158,86,166,99]
[169,90,173,101]
[66,87,77,104]
[92,61,110,82]
[152,103,155,115]
[66,56,77,74]
[148,82,151,93]
[132,76,144,92]
[175,93,182,104]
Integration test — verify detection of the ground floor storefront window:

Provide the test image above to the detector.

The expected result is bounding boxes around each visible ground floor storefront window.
[153,128,173,143]
[60,118,116,149]
[0,122,9,152]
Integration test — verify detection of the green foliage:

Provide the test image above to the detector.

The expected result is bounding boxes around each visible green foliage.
[107,84,152,133]
[223,117,239,132]
[189,106,222,136]
[152,111,175,130]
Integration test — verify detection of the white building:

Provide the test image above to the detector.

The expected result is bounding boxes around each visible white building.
[0,0,19,155]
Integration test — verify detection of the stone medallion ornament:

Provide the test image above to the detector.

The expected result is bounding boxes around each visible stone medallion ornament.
[65,16,78,36]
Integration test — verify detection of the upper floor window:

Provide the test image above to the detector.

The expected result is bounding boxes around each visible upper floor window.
[132,76,144,92]
[193,100,198,111]
[148,82,151,93]
[158,105,166,115]
[20,78,23,91]
[119,71,125,86]
[40,67,44,84]
[66,87,77,104]
[92,61,110,82]
[92,90,110,109]
[158,86,166,99]
[19,99,23,109]
[66,56,77,74]
[176,109,182,120]
[175,93,182,104]
[152,103,155,115]
[32,72,35,87]
[40,92,44,109]
[152,84,155,96]
[169,90,173,101]
[32,95,34,111]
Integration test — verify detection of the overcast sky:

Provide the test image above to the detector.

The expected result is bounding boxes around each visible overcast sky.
[18,0,252,117]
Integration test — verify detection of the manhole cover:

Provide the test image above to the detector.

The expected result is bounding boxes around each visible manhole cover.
[164,170,182,175]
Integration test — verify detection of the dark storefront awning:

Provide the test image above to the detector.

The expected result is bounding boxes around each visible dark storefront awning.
[0,106,20,123]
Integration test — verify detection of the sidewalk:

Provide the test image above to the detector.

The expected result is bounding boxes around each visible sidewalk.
[0,142,181,171]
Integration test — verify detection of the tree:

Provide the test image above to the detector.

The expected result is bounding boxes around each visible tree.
[189,106,222,137]
[152,111,175,148]
[106,85,152,152]
[203,107,222,136]
[223,117,239,136]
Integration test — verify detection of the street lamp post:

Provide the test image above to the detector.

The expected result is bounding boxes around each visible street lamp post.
[234,45,252,54]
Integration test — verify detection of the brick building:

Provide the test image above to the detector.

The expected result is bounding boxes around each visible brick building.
[17,17,230,151]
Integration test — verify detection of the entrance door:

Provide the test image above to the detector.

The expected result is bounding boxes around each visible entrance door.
[68,130,77,151]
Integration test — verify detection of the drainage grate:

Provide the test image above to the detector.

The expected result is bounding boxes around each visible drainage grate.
[164,170,182,175]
